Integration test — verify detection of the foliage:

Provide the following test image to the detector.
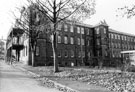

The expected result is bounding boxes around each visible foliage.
[117,5,135,18]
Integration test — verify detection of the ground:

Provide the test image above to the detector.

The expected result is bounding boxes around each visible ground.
[15,63,135,92]
[0,60,61,92]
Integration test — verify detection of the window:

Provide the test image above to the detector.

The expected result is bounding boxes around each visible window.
[77,27,80,33]
[119,53,121,57]
[118,35,120,40]
[97,51,100,56]
[70,37,74,44]
[109,33,111,38]
[58,50,61,57]
[23,47,25,56]
[131,38,133,42]
[78,51,81,57]
[109,43,111,48]
[64,36,68,44]
[82,51,85,57]
[36,13,40,22]
[129,37,130,41]
[111,34,113,39]
[125,36,126,40]
[96,28,99,34]
[112,52,114,57]
[88,52,91,58]
[103,28,106,34]
[81,27,84,34]
[71,50,74,57]
[77,38,80,45]
[105,50,108,56]
[87,40,89,46]
[115,34,117,39]
[57,23,62,30]
[64,24,68,31]
[81,38,85,45]
[13,37,17,44]
[122,36,123,40]
[121,44,124,49]
[58,35,61,43]
[131,37,132,42]
[127,37,129,41]
[26,46,27,56]
[115,43,118,48]
[118,43,121,48]
[36,46,39,56]
[86,28,89,35]
[96,39,100,45]
[64,50,68,57]
[70,25,74,32]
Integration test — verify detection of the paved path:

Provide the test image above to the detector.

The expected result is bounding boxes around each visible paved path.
[0,60,61,92]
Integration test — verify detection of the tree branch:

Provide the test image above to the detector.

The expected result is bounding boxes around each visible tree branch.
[56,0,87,24]
[36,6,54,22]
[56,0,71,13]
[46,0,53,8]
[37,0,53,13]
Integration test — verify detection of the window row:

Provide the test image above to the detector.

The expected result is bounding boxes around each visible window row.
[58,24,91,35]
[95,26,107,34]
[58,35,85,45]
[109,33,135,42]
[121,44,135,50]
[110,43,121,48]
[112,52,121,58]
[57,50,85,58]
[110,43,135,49]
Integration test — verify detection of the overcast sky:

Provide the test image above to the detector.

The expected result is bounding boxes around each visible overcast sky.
[0,0,135,39]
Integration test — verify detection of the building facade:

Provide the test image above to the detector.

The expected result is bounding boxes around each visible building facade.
[108,29,135,67]
[6,5,135,67]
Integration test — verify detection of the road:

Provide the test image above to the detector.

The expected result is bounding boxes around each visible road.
[0,60,61,92]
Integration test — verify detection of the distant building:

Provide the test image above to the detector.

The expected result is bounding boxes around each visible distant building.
[0,40,6,60]
[121,50,135,66]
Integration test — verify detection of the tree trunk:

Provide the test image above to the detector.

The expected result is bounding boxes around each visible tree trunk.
[31,48,35,67]
[52,33,59,72]
[98,57,103,69]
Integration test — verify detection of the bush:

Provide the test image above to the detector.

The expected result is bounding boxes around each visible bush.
[127,65,135,72]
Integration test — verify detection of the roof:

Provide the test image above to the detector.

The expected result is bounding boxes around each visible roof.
[109,28,135,37]
[121,50,135,54]
[93,20,109,27]
[63,20,93,28]
[7,27,24,37]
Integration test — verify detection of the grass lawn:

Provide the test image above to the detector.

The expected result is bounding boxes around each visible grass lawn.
[21,65,135,92]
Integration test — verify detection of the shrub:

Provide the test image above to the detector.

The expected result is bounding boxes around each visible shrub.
[127,65,135,72]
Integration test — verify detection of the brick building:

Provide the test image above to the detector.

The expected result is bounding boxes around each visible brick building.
[6,5,135,67]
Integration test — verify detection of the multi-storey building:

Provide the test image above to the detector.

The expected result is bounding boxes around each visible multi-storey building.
[6,5,135,67]
[6,28,24,63]
[108,29,135,67]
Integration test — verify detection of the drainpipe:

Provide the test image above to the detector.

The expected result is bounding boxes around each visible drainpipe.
[11,30,13,65]
[80,28,83,65]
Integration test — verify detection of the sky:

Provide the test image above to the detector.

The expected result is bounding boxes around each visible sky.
[0,0,135,40]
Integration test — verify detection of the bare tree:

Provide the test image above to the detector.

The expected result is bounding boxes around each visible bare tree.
[28,0,96,72]
[16,0,95,72]
[14,4,47,67]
